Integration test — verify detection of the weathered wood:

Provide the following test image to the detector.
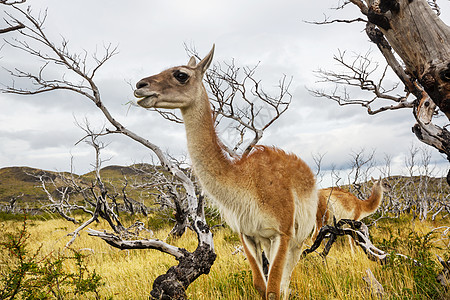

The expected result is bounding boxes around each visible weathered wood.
[412,119,450,157]
[150,244,216,300]
[88,227,216,300]
[0,24,24,34]
[87,229,186,259]
[358,0,450,183]
[365,0,450,118]
[302,219,421,266]
[436,255,450,287]
[362,268,385,300]
[88,212,216,299]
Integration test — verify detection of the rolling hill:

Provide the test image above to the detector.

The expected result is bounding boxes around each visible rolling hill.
[0,165,162,210]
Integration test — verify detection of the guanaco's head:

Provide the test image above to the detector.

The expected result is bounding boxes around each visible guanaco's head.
[371,177,392,193]
[134,45,215,110]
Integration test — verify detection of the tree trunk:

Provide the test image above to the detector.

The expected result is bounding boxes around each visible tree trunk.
[366,0,450,119]
[150,244,216,300]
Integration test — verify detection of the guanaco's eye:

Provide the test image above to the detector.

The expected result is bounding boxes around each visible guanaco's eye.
[173,70,189,83]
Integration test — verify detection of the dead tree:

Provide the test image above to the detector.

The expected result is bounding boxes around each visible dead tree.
[36,172,82,225]
[4,194,23,213]
[309,0,450,184]
[33,122,153,229]
[0,4,292,299]
[346,148,376,198]
[201,53,292,155]
[304,219,450,290]
[400,144,450,221]
[128,158,194,238]
[0,5,211,298]
[302,218,421,265]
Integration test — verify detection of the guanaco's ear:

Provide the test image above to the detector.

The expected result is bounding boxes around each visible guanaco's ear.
[187,56,197,67]
[196,44,215,75]
[371,177,375,182]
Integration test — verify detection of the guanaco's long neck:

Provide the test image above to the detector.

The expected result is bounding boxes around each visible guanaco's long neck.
[361,184,383,213]
[180,89,234,190]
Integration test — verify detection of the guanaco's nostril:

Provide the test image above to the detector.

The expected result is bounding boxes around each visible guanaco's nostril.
[136,81,148,89]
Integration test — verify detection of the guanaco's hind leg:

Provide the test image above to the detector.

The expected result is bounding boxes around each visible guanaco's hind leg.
[241,234,267,299]
[280,242,303,300]
[266,234,290,300]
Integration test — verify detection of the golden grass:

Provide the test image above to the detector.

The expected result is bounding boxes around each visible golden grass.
[1,216,448,299]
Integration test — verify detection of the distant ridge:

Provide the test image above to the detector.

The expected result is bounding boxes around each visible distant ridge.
[1,165,448,211]
[0,164,157,205]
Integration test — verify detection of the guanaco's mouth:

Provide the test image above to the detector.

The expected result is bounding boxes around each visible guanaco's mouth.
[135,91,159,108]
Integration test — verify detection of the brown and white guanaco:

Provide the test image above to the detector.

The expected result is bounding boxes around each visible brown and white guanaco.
[314,177,391,244]
[134,46,318,300]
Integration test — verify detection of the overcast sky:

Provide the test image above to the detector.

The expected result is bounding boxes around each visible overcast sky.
[1,0,449,187]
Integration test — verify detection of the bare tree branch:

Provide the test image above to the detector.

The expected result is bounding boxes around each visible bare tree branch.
[307,1,450,179]
[309,49,414,114]
[0,23,24,34]
[184,44,292,156]
[0,1,26,34]
[304,15,366,25]
[427,0,442,16]
[303,219,421,265]
[348,0,368,14]
[87,229,185,258]
[0,0,26,4]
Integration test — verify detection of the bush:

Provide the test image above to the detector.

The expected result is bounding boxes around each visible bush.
[380,229,446,299]
[0,217,105,300]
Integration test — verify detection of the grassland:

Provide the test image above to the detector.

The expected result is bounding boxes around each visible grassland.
[1,213,448,299]
[1,166,448,298]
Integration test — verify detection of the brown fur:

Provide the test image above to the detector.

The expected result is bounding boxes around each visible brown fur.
[313,178,391,240]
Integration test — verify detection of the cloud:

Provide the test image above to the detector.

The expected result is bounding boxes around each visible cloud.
[0,0,448,179]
